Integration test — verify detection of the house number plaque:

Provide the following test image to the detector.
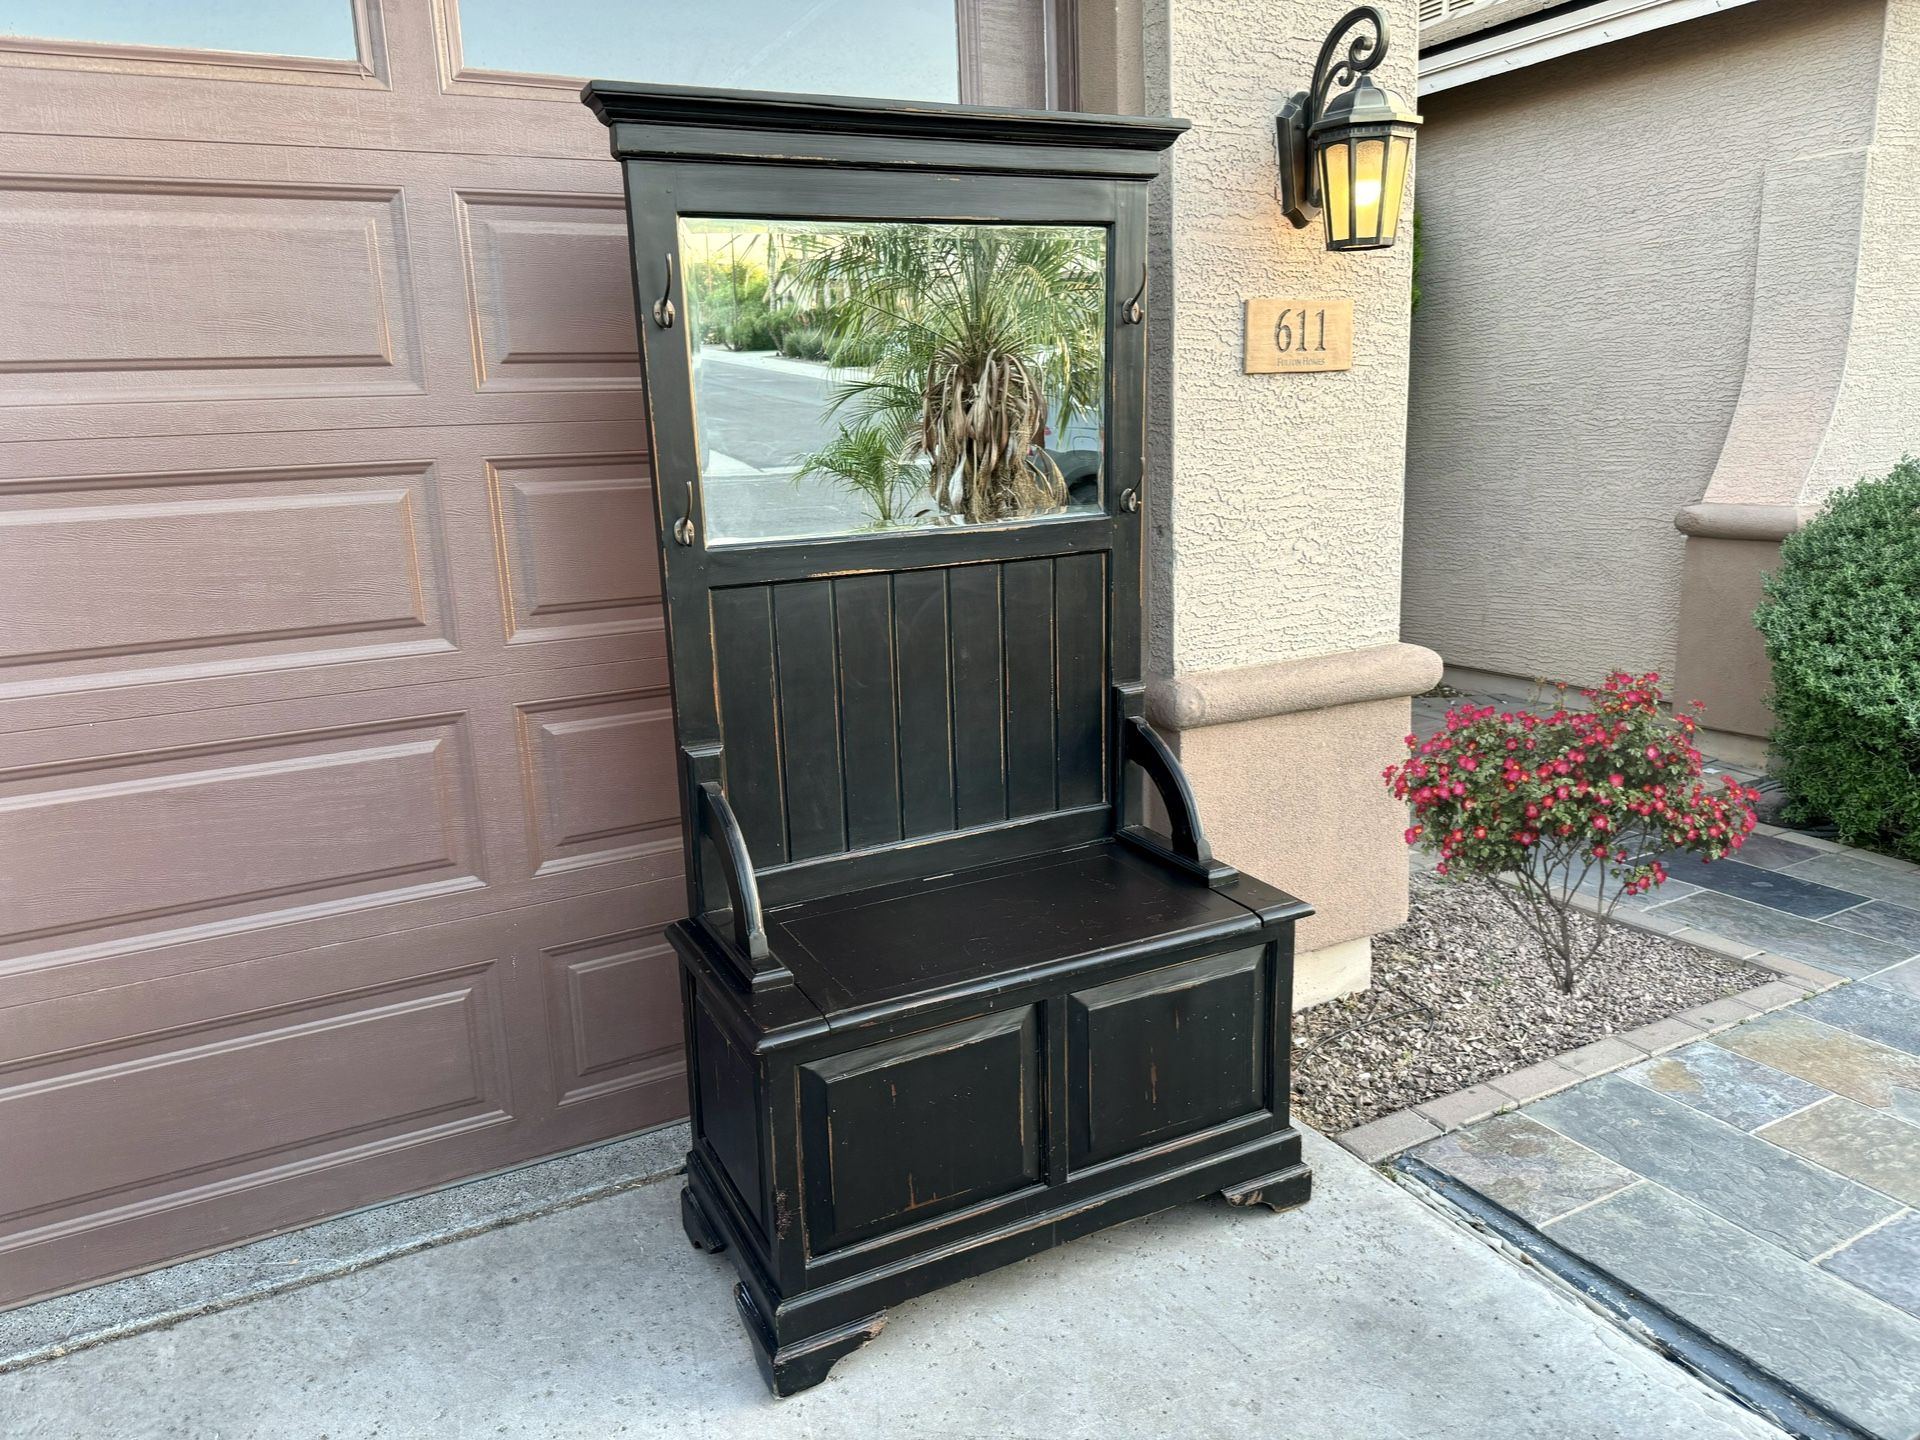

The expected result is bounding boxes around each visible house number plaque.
[1244,298,1353,374]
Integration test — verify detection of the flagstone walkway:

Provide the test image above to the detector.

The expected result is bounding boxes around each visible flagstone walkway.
[1400,688,1920,1437]
[1409,951,1920,1438]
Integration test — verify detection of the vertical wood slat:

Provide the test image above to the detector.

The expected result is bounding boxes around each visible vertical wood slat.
[948,562,1007,829]
[1054,551,1106,808]
[772,580,845,861]
[710,586,788,867]
[714,553,1109,866]
[832,573,903,852]
[891,569,956,836]
[1002,556,1058,818]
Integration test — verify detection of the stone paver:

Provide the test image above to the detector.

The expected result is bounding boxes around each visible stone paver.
[1752,953,1845,988]
[1546,1182,1920,1440]
[1656,854,1864,919]
[1827,899,1920,953]
[1821,1211,1920,1320]
[1676,995,1762,1031]
[1789,851,1920,912]
[1414,1083,1506,1130]
[1528,1074,1899,1258]
[1737,978,1817,1010]
[1799,982,1920,1057]
[1713,1013,1920,1125]
[1652,890,1915,977]
[1337,1108,1438,1162]
[1869,956,1920,1000]
[1416,1114,1638,1226]
[1759,1097,1920,1207]
[1620,1042,1829,1131]
[1727,833,1826,870]
[1558,1037,1643,1078]
[1617,1016,1708,1054]
[1667,927,1765,962]
[1489,1059,1582,1103]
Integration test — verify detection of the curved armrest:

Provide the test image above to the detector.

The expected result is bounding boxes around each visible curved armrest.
[695,779,771,965]
[1120,714,1237,888]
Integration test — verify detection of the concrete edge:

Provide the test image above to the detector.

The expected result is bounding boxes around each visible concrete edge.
[1334,902,1842,1164]
[1147,641,1442,731]
[0,1122,691,1375]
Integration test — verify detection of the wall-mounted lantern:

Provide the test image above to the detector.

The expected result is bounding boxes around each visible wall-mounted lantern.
[1277,5,1421,251]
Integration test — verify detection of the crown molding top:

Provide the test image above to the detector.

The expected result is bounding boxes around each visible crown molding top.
[582,81,1189,176]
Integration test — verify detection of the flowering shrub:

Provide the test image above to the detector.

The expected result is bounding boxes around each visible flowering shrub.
[1385,673,1760,992]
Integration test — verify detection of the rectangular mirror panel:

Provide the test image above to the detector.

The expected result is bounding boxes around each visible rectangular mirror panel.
[679,218,1109,545]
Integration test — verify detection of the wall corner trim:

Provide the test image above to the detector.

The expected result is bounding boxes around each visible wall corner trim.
[1673,502,1818,541]
[1148,643,1443,730]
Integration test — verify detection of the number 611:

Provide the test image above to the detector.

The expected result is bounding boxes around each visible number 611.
[1274,307,1327,353]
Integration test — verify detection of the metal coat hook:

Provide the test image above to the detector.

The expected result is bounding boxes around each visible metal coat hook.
[653,253,677,329]
[673,477,696,545]
[1121,263,1147,325]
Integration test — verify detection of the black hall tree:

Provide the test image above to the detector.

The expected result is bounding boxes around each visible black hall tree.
[584,80,1313,1396]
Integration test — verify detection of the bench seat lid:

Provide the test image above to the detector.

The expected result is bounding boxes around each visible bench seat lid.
[762,839,1306,1027]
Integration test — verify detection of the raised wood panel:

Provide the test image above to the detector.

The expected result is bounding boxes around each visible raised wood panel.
[0,461,454,702]
[798,1007,1042,1255]
[488,453,661,644]
[0,714,482,968]
[1068,948,1268,1171]
[712,555,1109,870]
[514,687,681,875]
[457,191,640,391]
[543,924,682,1106]
[0,177,422,405]
[0,962,510,1230]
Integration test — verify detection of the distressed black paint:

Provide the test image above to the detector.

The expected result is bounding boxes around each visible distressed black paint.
[586,80,1313,1398]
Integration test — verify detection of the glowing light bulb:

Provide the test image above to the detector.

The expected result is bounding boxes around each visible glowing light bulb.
[1354,178,1382,207]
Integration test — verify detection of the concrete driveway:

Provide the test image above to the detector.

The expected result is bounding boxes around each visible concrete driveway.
[1,1128,1779,1440]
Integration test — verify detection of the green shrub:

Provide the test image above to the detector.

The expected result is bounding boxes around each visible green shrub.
[779,325,831,360]
[1756,457,1920,860]
[723,304,785,352]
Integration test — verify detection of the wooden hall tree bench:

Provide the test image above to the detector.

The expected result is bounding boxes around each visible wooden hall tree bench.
[583,82,1314,1397]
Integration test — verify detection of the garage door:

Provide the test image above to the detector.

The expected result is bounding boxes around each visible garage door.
[0,1,1061,1307]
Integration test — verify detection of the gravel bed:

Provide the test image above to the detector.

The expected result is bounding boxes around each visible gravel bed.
[1291,875,1774,1133]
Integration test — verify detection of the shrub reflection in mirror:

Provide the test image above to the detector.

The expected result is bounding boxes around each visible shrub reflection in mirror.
[1386,673,1760,993]
[681,217,1107,538]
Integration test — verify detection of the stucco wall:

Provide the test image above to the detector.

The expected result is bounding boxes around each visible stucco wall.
[1144,0,1417,677]
[1402,0,1888,687]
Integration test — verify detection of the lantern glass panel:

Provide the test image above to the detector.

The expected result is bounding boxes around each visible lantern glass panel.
[1319,141,1352,247]
[1352,138,1386,243]
[1380,132,1411,242]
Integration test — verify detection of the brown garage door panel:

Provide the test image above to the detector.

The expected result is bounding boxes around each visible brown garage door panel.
[542,920,683,1108]
[0,176,425,406]
[457,190,643,394]
[0,420,661,733]
[0,880,686,1308]
[0,659,680,1004]
[491,453,660,645]
[1,712,486,971]
[0,460,457,700]
[0,136,643,446]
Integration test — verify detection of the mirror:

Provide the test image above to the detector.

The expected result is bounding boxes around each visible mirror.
[679,218,1108,544]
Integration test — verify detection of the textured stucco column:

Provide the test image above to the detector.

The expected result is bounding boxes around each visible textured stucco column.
[1143,0,1428,1006]
[1674,1,1920,740]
